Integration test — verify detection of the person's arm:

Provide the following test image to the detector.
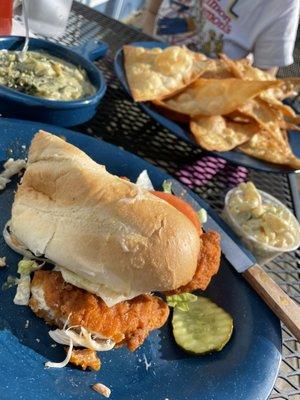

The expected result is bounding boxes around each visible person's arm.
[143,0,163,36]
[253,0,299,70]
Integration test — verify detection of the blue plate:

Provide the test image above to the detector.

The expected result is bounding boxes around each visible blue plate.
[114,41,300,174]
[0,36,108,126]
[0,118,281,400]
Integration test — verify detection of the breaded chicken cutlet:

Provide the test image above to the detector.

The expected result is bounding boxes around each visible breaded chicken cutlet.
[29,230,220,360]
[29,270,170,352]
[166,231,221,295]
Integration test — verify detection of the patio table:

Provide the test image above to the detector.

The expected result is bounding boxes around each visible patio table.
[36,2,300,398]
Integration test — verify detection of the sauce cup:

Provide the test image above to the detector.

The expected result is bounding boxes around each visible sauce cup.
[223,187,300,264]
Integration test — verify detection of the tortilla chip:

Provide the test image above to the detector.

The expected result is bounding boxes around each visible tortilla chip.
[219,54,273,81]
[268,79,299,101]
[239,131,300,169]
[259,92,295,117]
[151,101,190,123]
[236,99,286,144]
[280,121,300,132]
[285,114,300,126]
[201,59,233,79]
[281,77,300,92]
[123,45,210,102]
[226,110,256,124]
[158,78,280,117]
[190,116,258,151]
[219,54,293,102]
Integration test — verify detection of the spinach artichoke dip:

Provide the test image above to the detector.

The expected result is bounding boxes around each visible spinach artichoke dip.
[0,51,95,101]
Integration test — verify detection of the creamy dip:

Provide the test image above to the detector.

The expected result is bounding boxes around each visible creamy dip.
[0,51,95,101]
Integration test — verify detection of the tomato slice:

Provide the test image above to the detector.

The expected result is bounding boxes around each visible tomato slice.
[151,191,202,235]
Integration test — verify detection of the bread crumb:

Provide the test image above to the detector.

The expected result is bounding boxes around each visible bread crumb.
[25,320,29,329]
[0,257,6,267]
[143,353,151,370]
[92,383,111,398]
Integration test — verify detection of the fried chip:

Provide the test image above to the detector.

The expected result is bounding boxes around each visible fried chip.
[280,121,300,132]
[158,78,280,117]
[239,131,300,169]
[225,110,256,124]
[237,98,278,123]
[219,54,295,103]
[281,77,300,94]
[285,114,300,126]
[201,59,233,79]
[152,100,190,123]
[259,92,296,117]
[123,45,210,102]
[236,98,287,144]
[219,54,273,81]
[190,115,258,151]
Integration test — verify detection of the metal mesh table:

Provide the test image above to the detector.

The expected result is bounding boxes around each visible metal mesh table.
[43,2,300,398]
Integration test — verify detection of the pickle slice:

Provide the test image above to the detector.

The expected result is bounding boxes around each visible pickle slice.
[172,296,233,355]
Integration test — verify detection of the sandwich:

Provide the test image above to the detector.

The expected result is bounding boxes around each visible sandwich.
[4,131,220,370]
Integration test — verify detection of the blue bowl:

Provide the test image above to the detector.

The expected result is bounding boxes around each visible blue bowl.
[0,36,108,126]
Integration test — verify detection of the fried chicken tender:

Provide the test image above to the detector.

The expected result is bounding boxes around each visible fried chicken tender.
[69,348,101,371]
[167,231,221,295]
[29,270,169,351]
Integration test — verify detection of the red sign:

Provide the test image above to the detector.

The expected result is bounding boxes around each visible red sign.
[0,0,13,35]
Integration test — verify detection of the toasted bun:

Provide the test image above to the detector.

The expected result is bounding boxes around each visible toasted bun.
[10,131,200,294]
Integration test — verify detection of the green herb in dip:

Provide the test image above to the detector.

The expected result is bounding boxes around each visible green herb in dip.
[0,51,95,101]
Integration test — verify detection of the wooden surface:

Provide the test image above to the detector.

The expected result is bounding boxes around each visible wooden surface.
[243,264,300,342]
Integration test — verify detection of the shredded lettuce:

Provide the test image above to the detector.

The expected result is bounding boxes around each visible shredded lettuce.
[135,170,154,191]
[166,293,198,312]
[48,326,115,351]
[17,259,40,275]
[2,275,19,291]
[162,180,172,194]
[45,337,74,369]
[8,259,43,306]
[198,208,208,224]
[13,274,31,305]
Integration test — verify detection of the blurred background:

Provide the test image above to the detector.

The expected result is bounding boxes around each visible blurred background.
[78,0,146,24]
